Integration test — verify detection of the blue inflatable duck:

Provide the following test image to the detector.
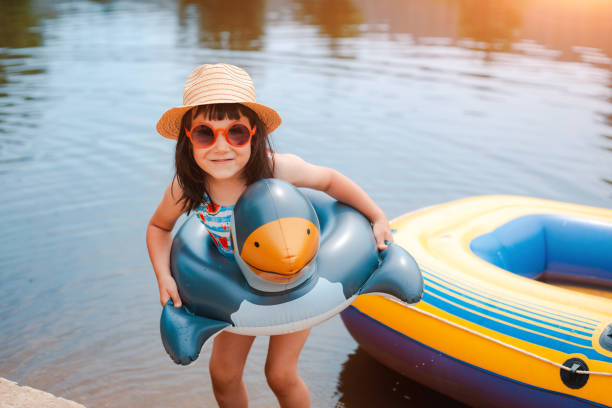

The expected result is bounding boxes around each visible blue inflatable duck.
[160,179,423,365]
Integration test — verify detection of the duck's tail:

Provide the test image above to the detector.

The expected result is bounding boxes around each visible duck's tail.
[358,243,424,304]
[160,301,230,365]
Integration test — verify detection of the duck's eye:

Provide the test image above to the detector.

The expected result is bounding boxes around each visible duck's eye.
[254,242,260,248]
[307,228,311,235]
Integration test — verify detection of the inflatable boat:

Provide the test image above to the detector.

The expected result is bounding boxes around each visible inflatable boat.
[341,196,612,408]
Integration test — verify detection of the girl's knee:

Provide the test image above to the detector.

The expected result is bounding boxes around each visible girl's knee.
[264,363,299,395]
[209,332,253,392]
[210,361,243,391]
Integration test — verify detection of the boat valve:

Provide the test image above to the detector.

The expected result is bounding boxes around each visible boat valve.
[560,358,589,389]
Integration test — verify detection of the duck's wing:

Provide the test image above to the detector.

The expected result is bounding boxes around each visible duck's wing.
[160,300,230,365]
[358,243,424,304]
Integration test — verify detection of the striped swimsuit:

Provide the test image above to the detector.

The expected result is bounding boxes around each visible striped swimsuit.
[195,194,234,256]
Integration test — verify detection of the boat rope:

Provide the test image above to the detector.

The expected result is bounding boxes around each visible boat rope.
[407,305,612,376]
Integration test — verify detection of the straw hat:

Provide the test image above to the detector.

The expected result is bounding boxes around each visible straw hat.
[156,63,282,139]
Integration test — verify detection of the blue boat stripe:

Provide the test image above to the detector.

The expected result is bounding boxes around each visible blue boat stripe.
[423,276,593,337]
[421,268,599,328]
[422,292,612,362]
[422,268,600,326]
[424,286,592,347]
[347,306,612,407]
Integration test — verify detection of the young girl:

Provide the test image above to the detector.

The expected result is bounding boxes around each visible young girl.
[146,63,393,408]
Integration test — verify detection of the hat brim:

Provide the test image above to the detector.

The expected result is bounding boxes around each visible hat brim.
[156,102,282,140]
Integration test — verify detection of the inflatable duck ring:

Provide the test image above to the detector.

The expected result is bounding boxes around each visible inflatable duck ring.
[160,179,423,365]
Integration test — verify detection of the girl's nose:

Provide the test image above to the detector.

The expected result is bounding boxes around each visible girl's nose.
[211,131,231,151]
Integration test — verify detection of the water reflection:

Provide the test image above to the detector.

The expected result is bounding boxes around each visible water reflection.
[0,0,47,49]
[177,0,266,50]
[455,0,525,54]
[0,0,49,150]
[292,0,363,39]
[0,0,43,92]
[335,347,468,407]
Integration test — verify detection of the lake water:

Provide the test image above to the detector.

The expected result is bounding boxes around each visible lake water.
[0,0,610,407]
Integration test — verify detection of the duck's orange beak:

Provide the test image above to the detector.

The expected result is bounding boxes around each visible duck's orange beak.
[240,217,319,283]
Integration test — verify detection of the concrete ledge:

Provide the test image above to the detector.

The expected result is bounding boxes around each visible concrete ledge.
[0,378,86,408]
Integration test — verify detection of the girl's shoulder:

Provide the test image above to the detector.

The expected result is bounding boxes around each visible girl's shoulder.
[272,151,307,169]
[272,153,331,191]
[271,152,304,172]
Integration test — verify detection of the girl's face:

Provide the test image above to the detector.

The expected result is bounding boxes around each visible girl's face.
[189,112,252,182]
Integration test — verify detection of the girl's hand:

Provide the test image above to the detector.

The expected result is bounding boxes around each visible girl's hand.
[372,216,393,251]
[158,274,182,308]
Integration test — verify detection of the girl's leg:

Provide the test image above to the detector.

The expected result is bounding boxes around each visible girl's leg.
[265,328,311,408]
[209,331,256,408]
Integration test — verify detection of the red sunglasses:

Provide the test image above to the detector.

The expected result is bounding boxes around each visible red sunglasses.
[185,121,256,149]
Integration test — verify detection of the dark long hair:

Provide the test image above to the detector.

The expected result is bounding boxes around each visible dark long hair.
[174,103,275,212]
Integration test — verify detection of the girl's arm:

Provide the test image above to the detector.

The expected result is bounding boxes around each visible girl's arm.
[273,153,393,250]
[146,179,186,307]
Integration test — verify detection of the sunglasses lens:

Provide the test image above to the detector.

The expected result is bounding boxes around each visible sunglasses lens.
[191,125,215,147]
[227,124,251,146]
